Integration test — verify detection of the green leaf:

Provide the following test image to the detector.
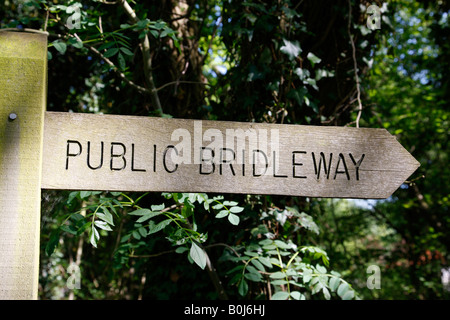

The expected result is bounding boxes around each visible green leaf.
[229,206,244,213]
[286,268,299,277]
[160,27,174,38]
[212,203,224,210]
[117,52,126,70]
[287,87,307,106]
[66,191,78,204]
[53,40,67,55]
[72,40,83,49]
[302,268,313,283]
[307,52,322,65]
[79,191,91,199]
[263,244,277,250]
[68,37,83,49]
[271,291,290,300]
[316,264,327,274]
[90,227,99,248]
[274,240,291,249]
[136,211,162,223]
[104,47,119,58]
[78,221,91,235]
[49,5,67,12]
[227,265,244,276]
[128,208,151,216]
[148,29,159,39]
[98,41,115,51]
[238,278,248,296]
[228,213,240,225]
[148,219,172,235]
[342,290,355,300]
[215,210,229,218]
[45,229,60,256]
[337,282,349,298]
[138,226,147,237]
[132,230,141,240]
[280,39,301,60]
[175,247,188,254]
[270,272,286,279]
[242,2,268,13]
[69,213,84,222]
[190,242,206,269]
[94,220,113,231]
[297,212,320,234]
[137,19,149,29]
[149,20,166,30]
[293,68,310,80]
[322,287,331,300]
[259,239,273,246]
[244,251,258,257]
[244,271,262,282]
[151,204,165,211]
[322,254,330,267]
[329,277,340,292]
[186,193,196,204]
[290,291,304,300]
[97,210,114,226]
[257,256,273,268]
[181,205,194,218]
[250,259,266,272]
[271,279,288,286]
[223,201,238,206]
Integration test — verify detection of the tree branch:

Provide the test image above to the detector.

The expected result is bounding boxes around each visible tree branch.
[203,246,229,300]
[205,243,241,258]
[85,43,151,95]
[119,0,163,116]
[156,80,210,92]
[98,0,122,5]
[129,249,176,259]
[348,0,363,128]
[99,0,163,115]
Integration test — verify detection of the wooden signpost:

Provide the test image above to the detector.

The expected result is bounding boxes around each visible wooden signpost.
[0,31,420,299]
[0,31,47,300]
[42,112,419,199]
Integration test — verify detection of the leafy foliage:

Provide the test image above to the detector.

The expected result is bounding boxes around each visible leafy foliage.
[1,0,448,300]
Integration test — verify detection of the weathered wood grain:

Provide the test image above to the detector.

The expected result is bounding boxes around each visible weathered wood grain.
[0,31,47,299]
[42,112,420,199]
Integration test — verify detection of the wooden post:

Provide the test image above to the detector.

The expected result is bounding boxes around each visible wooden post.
[0,31,47,299]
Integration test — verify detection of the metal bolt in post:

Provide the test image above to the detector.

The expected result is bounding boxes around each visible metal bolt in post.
[8,112,17,121]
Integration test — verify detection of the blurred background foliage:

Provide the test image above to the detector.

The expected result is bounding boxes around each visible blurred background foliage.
[1,0,448,300]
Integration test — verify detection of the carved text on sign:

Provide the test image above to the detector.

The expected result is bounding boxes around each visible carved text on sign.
[64,139,365,181]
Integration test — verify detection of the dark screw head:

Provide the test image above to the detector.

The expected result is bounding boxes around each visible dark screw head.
[8,113,17,122]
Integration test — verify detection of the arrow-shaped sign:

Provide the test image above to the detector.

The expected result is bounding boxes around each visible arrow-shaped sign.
[41,112,420,199]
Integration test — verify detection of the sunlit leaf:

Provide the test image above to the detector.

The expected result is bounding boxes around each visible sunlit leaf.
[190,242,206,269]
[271,291,290,300]
[228,213,240,225]
[280,39,301,60]
[53,40,67,55]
